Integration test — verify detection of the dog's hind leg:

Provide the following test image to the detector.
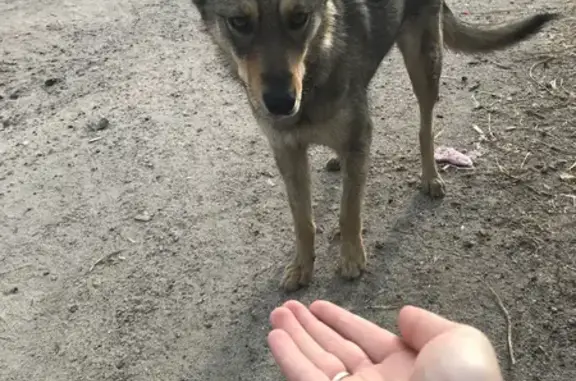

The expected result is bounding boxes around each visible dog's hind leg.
[397,6,446,198]
[273,145,315,291]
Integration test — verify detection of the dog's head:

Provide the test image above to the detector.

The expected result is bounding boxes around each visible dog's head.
[192,0,337,122]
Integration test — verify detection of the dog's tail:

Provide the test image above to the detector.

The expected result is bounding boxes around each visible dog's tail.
[442,3,559,53]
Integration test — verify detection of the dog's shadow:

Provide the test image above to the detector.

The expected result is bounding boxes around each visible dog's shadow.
[191,188,443,381]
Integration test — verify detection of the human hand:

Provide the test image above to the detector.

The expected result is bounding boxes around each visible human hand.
[267,300,503,381]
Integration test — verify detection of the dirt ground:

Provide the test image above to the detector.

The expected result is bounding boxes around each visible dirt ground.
[1,0,574,380]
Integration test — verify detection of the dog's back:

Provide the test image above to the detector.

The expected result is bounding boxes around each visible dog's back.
[333,0,558,88]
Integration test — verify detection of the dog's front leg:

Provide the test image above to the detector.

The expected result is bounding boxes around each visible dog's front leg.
[338,134,371,279]
[273,144,315,291]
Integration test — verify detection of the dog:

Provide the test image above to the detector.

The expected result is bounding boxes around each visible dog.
[189,0,557,291]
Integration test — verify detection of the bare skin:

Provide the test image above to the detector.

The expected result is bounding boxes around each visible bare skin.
[268,300,504,381]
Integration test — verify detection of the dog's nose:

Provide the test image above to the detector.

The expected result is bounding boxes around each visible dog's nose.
[261,71,296,116]
[262,90,296,116]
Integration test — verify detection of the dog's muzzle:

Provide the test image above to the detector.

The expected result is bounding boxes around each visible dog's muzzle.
[261,71,298,117]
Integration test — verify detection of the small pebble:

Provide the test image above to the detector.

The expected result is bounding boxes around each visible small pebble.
[88,117,110,131]
[407,177,418,186]
[134,211,152,222]
[68,304,78,313]
[44,78,61,87]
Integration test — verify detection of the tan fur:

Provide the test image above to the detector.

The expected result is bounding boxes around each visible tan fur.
[244,55,263,101]
[287,50,306,104]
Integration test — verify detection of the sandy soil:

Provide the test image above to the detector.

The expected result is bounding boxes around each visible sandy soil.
[1,0,574,380]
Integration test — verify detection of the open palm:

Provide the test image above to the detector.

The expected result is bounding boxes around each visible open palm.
[268,300,503,381]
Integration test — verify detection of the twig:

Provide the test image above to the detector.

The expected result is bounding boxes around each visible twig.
[495,158,508,176]
[434,128,444,139]
[529,57,554,82]
[88,250,123,273]
[491,61,512,70]
[486,283,516,366]
[528,57,558,97]
[487,113,495,140]
[88,137,103,143]
[369,304,402,311]
[471,94,482,109]
[472,124,485,137]
[569,161,576,171]
[520,152,531,169]
[120,232,137,244]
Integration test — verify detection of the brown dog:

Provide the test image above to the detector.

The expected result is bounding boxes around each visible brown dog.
[190,0,557,291]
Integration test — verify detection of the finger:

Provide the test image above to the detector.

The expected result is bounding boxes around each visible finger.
[268,329,330,381]
[283,300,372,373]
[309,300,407,364]
[270,306,345,377]
[410,326,503,381]
[397,305,459,351]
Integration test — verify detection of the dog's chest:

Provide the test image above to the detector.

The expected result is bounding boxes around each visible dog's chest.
[259,113,352,152]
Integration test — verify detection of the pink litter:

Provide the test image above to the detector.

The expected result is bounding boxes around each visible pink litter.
[434,146,474,168]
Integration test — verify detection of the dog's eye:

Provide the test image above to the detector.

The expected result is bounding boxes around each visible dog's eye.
[227,16,254,35]
[288,12,309,30]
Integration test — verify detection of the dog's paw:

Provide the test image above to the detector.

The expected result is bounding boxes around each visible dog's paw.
[281,262,313,292]
[325,157,341,172]
[338,244,366,280]
[421,176,446,198]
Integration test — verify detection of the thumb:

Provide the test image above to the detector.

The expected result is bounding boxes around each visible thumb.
[397,306,459,351]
